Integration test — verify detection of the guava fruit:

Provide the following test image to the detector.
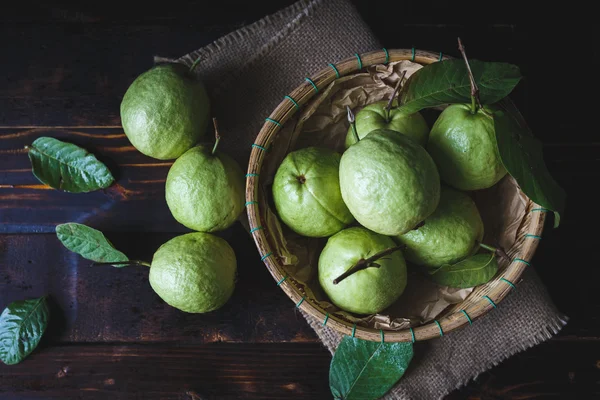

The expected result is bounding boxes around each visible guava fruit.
[427,104,507,190]
[149,232,236,313]
[318,227,407,315]
[120,63,210,160]
[165,144,244,232]
[345,101,429,148]
[339,129,440,236]
[395,186,484,268]
[272,147,354,238]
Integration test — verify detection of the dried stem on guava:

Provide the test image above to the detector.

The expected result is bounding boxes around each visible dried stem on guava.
[457,37,483,114]
[333,245,405,285]
[385,70,406,122]
[212,118,221,155]
[347,106,359,142]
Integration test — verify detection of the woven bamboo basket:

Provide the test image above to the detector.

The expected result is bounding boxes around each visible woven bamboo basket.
[245,48,546,342]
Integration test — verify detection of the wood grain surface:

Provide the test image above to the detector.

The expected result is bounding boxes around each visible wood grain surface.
[0,0,597,398]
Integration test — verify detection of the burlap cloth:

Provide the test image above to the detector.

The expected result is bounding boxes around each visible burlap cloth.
[173,0,568,398]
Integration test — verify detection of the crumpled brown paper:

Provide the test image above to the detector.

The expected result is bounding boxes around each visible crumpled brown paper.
[256,60,528,330]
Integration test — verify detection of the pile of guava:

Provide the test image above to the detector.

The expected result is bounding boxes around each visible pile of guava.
[272,84,503,315]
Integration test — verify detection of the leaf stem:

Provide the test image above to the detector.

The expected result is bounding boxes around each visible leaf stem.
[92,260,151,267]
[189,56,202,73]
[385,71,406,122]
[457,37,482,114]
[333,245,404,285]
[477,242,510,262]
[212,118,221,155]
[347,106,359,143]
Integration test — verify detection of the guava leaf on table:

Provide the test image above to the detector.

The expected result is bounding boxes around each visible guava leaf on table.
[430,252,498,288]
[494,110,566,227]
[397,59,522,114]
[329,336,413,400]
[0,297,50,365]
[27,136,114,193]
[56,223,129,264]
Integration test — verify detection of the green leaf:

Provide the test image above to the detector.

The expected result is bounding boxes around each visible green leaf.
[398,59,522,114]
[494,110,566,227]
[329,336,413,400]
[0,297,50,365]
[56,223,128,264]
[27,137,114,193]
[430,253,498,288]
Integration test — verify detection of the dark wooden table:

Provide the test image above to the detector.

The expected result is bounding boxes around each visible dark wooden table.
[1,2,598,398]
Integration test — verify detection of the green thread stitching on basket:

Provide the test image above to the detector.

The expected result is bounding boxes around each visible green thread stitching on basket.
[265,117,281,127]
[251,143,268,152]
[328,63,340,78]
[434,320,443,337]
[355,53,363,69]
[245,173,259,177]
[461,310,472,325]
[322,313,329,326]
[260,252,272,261]
[284,95,300,110]
[514,258,531,266]
[409,327,416,343]
[351,324,357,338]
[380,330,385,343]
[305,77,318,93]
[531,208,550,213]
[439,52,443,61]
[296,296,305,308]
[245,201,258,207]
[484,295,497,308]
[382,48,389,64]
[500,277,516,288]
[411,47,416,61]
[276,275,287,286]
[525,234,543,240]
[250,226,263,233]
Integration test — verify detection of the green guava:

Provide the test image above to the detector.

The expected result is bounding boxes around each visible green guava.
[318,227,407,315]
[149,232,236,313]
[165,145,244,232]
[120,63,210,160]
[395,186,484,268]
[272,147,354,237]
[345,101,429,148]
[427,104,507,190]
[339,129,440,236]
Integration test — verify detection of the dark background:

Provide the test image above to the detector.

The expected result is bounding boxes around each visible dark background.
[1,1,598,399]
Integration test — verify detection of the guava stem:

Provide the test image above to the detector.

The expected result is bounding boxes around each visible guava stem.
[189,56,202,73]
[212,118,221,155]
[457,37,482,114]
[333,245,404,285]
[478,243,497,253]
[92,260,151,267]
[346,106,360,143]
[385,71,406,122]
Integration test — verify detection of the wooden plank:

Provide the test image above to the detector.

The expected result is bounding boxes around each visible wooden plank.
[0,16,594,141]
[0,341,597,399]
[0,231,318,343]
[1,126,595,233]
[0,230,598,344]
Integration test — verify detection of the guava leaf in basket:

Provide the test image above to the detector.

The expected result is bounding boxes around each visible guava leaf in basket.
[494,109,566,227]
[397,59,521,114]
[329,336,413,400]
[429,252,498,289]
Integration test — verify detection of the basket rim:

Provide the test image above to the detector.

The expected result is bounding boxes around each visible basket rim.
[245,48,545,342]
